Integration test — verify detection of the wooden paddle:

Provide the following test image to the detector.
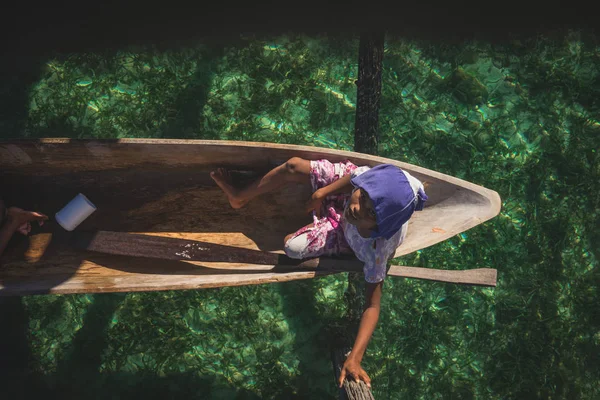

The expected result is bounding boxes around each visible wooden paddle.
[72,231,497,287]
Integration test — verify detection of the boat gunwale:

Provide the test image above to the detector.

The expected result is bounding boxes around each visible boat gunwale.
[0,137,501,216]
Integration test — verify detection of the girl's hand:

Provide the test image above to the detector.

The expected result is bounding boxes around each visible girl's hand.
[7,207,48,235]
[305,189,325,218]
[338,357,371,389]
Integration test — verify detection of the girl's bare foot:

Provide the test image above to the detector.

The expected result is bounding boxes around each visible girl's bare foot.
[210,168,247,209]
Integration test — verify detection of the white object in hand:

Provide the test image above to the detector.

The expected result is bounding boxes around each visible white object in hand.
[55,193,97,231]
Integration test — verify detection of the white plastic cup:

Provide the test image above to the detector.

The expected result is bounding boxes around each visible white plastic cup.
[55,193,97,231]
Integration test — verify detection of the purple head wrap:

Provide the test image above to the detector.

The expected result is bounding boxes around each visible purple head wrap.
[350,164,428,240]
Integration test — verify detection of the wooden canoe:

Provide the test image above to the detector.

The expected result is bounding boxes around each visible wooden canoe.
[0,139,501,296]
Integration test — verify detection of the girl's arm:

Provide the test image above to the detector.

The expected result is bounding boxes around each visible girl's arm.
[0,208,48,258]
[338,280,383,388]
[306,174,354,216]
[316,174,354,198]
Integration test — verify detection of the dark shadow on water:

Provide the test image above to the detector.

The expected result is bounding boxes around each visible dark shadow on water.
[46,371,262,400]
[0,59,46,140]
[53,293,126,395]
[158,46,224,140]
[277,280,334,399]
[0,296,40,399]
[15,368,263,399]
[0,292,262,399]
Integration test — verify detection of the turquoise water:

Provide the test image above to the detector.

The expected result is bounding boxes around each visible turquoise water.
[1,32,599,399]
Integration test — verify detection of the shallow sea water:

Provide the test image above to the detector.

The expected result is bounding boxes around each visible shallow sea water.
[0,32,599,399]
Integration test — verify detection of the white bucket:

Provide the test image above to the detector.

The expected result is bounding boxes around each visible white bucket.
[55,193,97,231]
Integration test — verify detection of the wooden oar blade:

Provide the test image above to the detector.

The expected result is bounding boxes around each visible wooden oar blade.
[296,258,498,287]
[387,265,497,287]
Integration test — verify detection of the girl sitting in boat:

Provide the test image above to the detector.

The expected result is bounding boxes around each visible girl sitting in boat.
[211,158,427,389]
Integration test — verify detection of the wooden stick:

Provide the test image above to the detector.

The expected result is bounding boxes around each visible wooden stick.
[387,265,497,287]
[315,263,497,287]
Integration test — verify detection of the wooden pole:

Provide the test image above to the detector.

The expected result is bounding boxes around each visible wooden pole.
[353,32,385,156]
[333,31,385,400]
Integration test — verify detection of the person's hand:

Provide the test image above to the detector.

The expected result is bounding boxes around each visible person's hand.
[338,356,371,389]
[6,207,48,235]
[305,189,325,218]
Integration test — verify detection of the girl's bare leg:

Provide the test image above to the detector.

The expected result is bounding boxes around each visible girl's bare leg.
[210,157,311,209]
